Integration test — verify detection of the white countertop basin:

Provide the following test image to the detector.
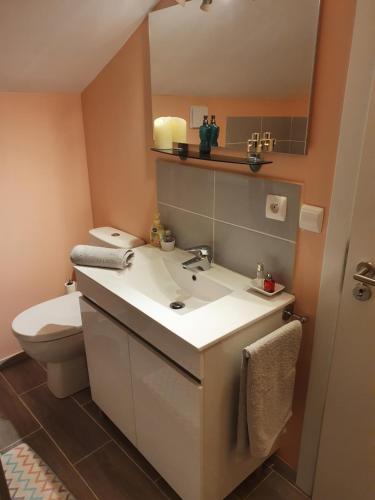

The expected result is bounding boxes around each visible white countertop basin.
[75,245,294,350]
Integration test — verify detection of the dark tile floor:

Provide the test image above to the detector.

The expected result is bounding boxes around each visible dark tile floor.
[0,357,309,500]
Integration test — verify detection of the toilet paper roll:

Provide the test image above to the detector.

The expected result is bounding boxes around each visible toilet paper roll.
[65,280,77,294]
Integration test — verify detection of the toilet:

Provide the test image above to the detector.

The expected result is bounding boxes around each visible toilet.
[12,227,144,398]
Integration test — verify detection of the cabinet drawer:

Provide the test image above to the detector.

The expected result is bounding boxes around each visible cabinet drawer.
[80,297,136,444]
[129,335,203,500]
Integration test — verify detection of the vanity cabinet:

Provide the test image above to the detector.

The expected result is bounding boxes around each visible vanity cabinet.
[80,298,136,444]
[80,294,287,500]
[129,335,202,500]
[81,297,202,499]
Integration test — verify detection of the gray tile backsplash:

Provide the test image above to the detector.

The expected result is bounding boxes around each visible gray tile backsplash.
[215,171,300,242]
[156,161,214,216]
[274,140,291,154]
[261,117,292,141]
[214,222,295,290]
[290,141,307,155]
[156,160,301,291]
[291,117,308,142]
[158,203,213,250]
[226,117,261,144]
[225,116,308,156]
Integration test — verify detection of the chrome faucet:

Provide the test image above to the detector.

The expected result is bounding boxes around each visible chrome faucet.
[182,245,213,271]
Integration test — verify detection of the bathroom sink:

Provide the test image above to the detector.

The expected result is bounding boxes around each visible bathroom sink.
[119,247,232,314]
[75,244,294,350]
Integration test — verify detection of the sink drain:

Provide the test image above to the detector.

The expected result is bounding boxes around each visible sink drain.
[170,301,185,310]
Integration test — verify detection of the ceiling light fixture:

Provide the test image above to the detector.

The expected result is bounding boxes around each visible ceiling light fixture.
[200,0,213,11]
[174,0,213,11]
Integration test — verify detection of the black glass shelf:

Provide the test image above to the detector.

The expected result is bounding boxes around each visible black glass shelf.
[150,147,273,173]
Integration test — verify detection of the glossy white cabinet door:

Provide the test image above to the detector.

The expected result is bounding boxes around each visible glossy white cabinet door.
[80,298,136,444]
[129,335,203,500]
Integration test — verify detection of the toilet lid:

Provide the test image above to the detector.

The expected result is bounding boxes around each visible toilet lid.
[12,292,83,343]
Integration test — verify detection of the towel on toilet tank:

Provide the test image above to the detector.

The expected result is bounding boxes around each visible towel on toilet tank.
[70,245,134,269]
[237,320,302,457]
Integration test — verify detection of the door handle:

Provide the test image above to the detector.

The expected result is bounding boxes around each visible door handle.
[353,262,375,286]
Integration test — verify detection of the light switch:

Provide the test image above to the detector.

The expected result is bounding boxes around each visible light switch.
[265,195,288,221]
[190,105,208,128]
[299,204,324,233]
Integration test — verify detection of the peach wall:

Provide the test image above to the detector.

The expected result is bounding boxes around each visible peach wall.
[82,21,155,240]
[152,94,308,145]
[81,0,356,469]
[0,93,93,360]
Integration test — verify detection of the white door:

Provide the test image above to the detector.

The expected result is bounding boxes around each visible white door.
[312,78,375,499]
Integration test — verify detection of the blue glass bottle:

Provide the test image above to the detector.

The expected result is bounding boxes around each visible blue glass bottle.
[199,115,211,154]
[209,115,220,147]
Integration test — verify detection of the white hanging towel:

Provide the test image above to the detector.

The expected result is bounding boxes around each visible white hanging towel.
[237,320,302,457]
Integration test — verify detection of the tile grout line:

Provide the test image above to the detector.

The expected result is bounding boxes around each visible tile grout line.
[73,439,112,466]
[0,376,101,500]
[158,202,297,244]
[72,395,91,407]
[2,365,166,497]
[79,401,161,485]
[158,201,214,221]
[214,217,297,244]
[18,381,47,397]
[1,367,170,498]
[0,428,42,455]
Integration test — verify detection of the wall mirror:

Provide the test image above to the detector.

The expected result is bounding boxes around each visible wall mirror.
[149,0,320,156]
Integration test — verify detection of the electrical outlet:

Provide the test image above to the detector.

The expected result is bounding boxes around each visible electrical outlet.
[265,195,287,221]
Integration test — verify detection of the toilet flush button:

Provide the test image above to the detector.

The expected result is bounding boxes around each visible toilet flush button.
[265,195,287,221]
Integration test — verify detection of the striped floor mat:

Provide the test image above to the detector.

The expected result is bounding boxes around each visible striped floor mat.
[1,442,76,500]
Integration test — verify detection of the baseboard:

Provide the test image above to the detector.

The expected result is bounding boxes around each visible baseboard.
[0,351,28,370]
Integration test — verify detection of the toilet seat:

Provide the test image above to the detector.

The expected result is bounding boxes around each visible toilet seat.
[12,292,83,343]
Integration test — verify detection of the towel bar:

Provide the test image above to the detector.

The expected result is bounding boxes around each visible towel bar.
[282,306,308,324]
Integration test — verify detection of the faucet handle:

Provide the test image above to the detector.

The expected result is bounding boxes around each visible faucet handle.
[185,245,213,262]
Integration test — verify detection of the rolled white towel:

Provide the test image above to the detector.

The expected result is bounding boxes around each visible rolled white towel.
[70,245,134,269]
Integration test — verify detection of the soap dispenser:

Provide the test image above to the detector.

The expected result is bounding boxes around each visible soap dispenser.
[150,212,165,247]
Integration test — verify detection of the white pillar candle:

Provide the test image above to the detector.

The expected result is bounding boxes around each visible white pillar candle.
[170,117,187,143]
[154,117,173,149]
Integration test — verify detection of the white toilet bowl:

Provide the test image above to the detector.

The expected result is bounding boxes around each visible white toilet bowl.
[12,291,88,398]
[11,227,145,399]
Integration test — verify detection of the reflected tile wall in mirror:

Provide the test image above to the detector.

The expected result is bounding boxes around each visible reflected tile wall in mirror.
[226,116,308,155]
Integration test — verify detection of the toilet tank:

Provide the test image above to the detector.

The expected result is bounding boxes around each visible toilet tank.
[88,227,145,249]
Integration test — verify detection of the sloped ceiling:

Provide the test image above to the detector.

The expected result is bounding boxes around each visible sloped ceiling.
[0,0,158,92]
